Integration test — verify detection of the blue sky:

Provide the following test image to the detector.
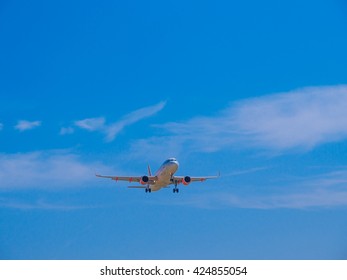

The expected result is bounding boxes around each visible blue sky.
[1,0,347,259]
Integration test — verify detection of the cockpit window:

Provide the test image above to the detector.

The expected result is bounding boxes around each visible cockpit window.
[164,158,177,164]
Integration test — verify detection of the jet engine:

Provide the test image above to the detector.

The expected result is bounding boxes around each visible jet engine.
[140,175,149,185]
[182,176,191,186]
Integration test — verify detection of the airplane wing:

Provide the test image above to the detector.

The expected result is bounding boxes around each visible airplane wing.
[173,173,220,183]
[95,174,157,183]
[190,175,219,182]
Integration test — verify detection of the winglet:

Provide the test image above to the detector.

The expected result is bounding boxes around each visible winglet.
[147,164,152,176]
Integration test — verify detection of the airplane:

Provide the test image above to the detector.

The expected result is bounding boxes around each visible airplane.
[96,158,219,193]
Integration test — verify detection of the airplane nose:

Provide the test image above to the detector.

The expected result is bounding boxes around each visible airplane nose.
[168,161,179,170]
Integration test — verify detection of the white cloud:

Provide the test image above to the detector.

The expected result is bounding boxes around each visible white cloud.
[74,101,166,142]
[0,198,90,210]
[130,85,347,156]
[217,190,347,209]
[15,120,42,131]
[231,85,347,150]
[74,117,105,132]
[0,150,112,189]
[150,188,347,210]
[105,101,166,142]
[60,127,75,135]
[154,168,347,210]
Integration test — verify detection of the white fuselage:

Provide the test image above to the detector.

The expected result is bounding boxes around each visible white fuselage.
[151,159,179,191]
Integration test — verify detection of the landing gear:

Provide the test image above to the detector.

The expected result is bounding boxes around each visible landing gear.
[173,181,179,193]
[145,187,152,193]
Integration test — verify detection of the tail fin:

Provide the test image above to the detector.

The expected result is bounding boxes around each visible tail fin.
[147,164,152,176]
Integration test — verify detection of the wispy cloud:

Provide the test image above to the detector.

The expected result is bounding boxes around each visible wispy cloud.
[216,189,347,209]
[0,197,91,210]
[59,127,75,135]
[222,167,270,177]
[0,150,112,189]
[15,120,42,131]
[130,85,347,156]
[74,101,166,142]
[105,101,166,142]
[74,117,105,132]
[231,85,347,150]
[154,168,347,210]
[185,190,347,210]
